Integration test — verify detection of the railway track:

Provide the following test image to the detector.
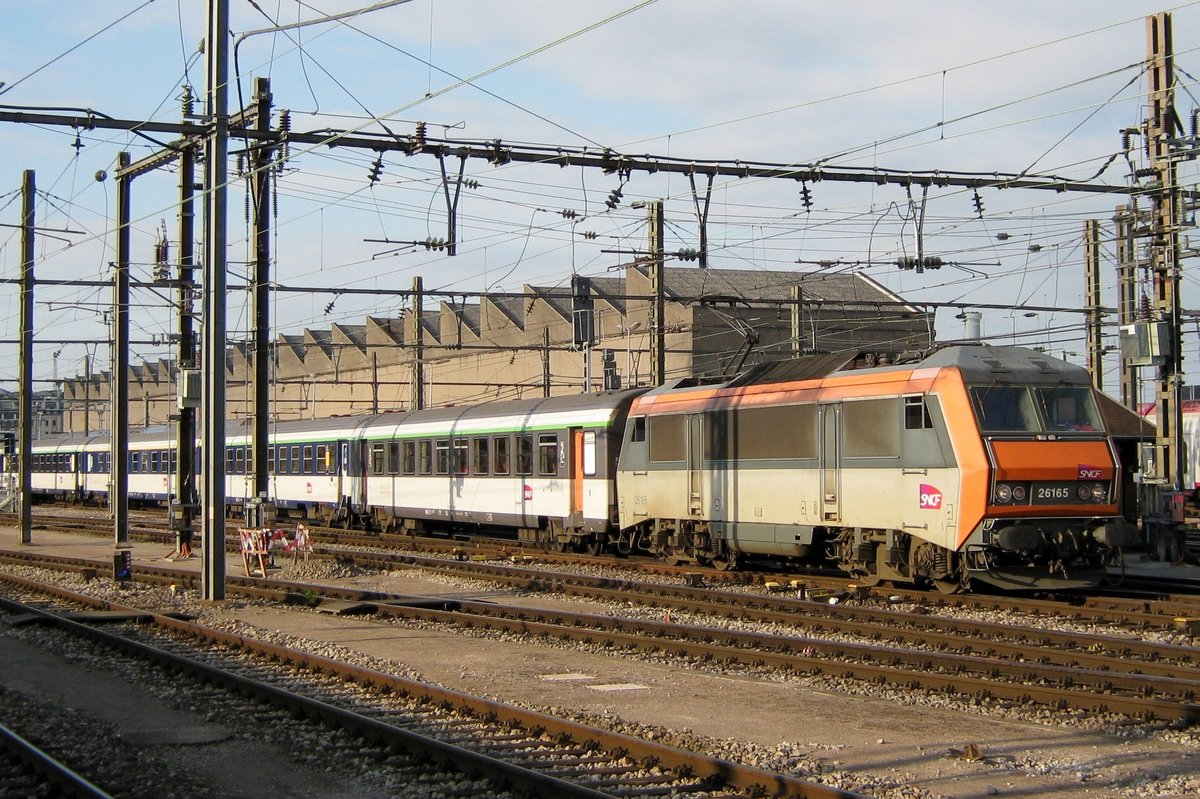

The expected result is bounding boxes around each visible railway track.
[3,547,1199,727]
[0,721,113,799]
[0,570,863,799]
[14,507,1200,628]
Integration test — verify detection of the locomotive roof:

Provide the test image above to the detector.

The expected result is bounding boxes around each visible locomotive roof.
[723,344,1093,389]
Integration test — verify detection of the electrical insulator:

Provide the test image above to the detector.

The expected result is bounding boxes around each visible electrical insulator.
[800,182,813,211]
[995,232,1010,241]
[461,178,480,190]
[181,85,195,118]
[422,237,447,251]
[324,300,336,315]
[972,190,984,218]
[1028,244,1042,253]
[277,109,291,167]
[605,187,623,210]
[580,230,597,240]
[415,121,428,148]
[560,209,578,219]
[1139,293,1152,320]
[675,248,700,262]
[368,155,384,184]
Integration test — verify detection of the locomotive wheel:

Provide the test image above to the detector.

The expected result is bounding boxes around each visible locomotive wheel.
[933,576,964,595]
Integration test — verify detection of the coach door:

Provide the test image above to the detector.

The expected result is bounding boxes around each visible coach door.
[819,403,840,522]
[570,427,584,520]
[687,413,703,516]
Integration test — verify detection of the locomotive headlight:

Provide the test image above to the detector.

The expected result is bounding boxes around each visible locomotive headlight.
[994,483,1012,504]
[1076,484,1091,501]
[1011,485,1027,502]
[1090,483,1107,502]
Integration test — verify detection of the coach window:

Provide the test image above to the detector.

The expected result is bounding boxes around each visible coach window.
[402,441,416,474]
[151,451,160,473]
[453,439,469,474]
[435,440,451,474]
[904,396,933,430]
[516,434,534,475]
[302,445,314,474]
[371,442,386,475]
[472,437,489,475]
[236,448,246,475]
[290,446,300,475]
[583,431,597,476]
[386,441,400,475]
[267,447,275,474]
[493,436,510,475]
[170,451,177,473]
[418,440,433,474]
[133,451,144,473]
[538,433,558,476]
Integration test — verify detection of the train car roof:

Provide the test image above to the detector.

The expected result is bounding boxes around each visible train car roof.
[361,388,650,429]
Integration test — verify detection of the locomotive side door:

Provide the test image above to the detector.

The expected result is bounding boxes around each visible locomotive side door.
[687,413,703,516]
[819,403,840,522]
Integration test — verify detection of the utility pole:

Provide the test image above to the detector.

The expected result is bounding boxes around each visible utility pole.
[1084,219,1103,389]
[409,276,425,410]
[647,200,665,386]
[18,170,34,545]
[173,144,199,558]
[113,152,132,553]
[250,77,273,505]
[1115,205,1140,409]
[202,0,230,601]
[1145,11,1187,560]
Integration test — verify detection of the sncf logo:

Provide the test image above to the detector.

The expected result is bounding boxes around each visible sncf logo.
[919,484,943,510]
[1078,465,1103,479]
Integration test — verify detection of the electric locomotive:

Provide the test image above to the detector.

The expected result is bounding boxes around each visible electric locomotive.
[614,344,1136,591]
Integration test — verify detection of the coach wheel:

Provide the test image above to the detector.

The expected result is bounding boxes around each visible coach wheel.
[710,552,739,571]
[555,540,570,553]
[585,538,605,556]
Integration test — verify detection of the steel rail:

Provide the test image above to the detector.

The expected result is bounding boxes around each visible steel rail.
[0,571,864,799]
[0,722,115,799]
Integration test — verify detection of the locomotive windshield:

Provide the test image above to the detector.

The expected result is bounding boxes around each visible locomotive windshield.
[969,385,1104,434]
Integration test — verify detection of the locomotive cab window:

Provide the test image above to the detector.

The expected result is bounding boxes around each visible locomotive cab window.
[630,416,646,443]
[970,386,1039,433]
[1036,386,1103,433]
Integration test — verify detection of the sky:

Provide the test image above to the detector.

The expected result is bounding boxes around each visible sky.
[3,0,1200,395]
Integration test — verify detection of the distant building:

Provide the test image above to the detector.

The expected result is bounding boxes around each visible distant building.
[59,265,933,429]
[0,388,65,439]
